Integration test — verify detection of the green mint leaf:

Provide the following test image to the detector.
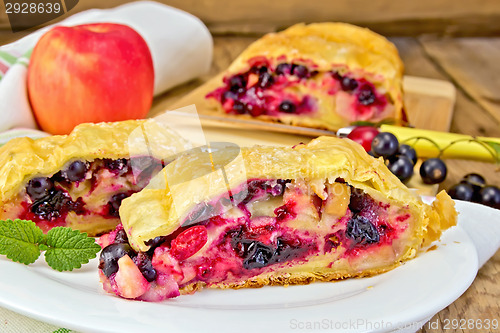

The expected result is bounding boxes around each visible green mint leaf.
[44,227,101,272]
[53,328,72,333]
[0,219,44,265]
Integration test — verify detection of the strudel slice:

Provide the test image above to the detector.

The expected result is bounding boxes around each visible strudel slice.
[0,120,189,235]
[205,23,405,131]
[98,137,456,300]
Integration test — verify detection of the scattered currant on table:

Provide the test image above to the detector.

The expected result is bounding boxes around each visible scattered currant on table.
[350,129,416,183]
[397,144,418,166]
[347,127,452,185]
[419,158,448,185]
[371,132,399,158]
[0,219,101,271]
[462,173,486,188]
[347,127,498,204]
[447,173,499,209]
[387,155,415,183]
[461,173,486,201]
[448,183,475,201]
[480,186,500,209]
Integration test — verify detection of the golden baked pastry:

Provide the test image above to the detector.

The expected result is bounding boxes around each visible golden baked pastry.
[0,119,190,236]
[97,136,456,301]
[205,22,405,131]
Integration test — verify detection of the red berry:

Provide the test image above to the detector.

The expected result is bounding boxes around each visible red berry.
[170,225,208,260]
[347,126,380,152]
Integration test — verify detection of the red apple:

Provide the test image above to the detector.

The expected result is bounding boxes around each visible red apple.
[27,23,154,135]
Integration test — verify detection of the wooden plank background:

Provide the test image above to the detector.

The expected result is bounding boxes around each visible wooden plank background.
[2,0,500,36]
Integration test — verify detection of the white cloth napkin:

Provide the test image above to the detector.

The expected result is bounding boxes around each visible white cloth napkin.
[0,1,213,133]
[455,200,500,268]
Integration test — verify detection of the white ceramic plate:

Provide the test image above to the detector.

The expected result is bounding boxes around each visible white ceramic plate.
[0,201,480,333]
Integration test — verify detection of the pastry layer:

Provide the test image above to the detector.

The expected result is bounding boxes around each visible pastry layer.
[205,23,404,131]
[97,136,456,301]
[0,120,191,235]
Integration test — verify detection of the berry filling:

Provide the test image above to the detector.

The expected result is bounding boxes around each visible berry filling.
[9,157,165,233]
[99,178,415,301]
[206,57,390,122]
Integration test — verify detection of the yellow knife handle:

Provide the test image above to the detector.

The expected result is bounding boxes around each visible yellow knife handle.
[380,125,500,163]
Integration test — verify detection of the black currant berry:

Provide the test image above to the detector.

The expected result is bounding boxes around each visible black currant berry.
[233,101,246,114]
[480,186,500,209]
[30,189,69,220]
[98,243,135,277]
[114,229,129,244]
[134,252,157,282]
[292,64,308,78]
[105,158,129,175]
[258,71,273,88]
[387,155,414,183]
[346,215,380,245]
[62,160,89,182]
[26,177,54,201]
[448,183,474,202]
[340,77,358,91]
[419,158,447,184]
[462,173,486,187]
[461,173,486,202]
[358,87,376,105]
[278,100,296,113]
[371,132,399,158]
[397,144,417,166]
[243,242,274,269]
[108,193,129,217]
[275,63,291,75]
[229,75,246,92]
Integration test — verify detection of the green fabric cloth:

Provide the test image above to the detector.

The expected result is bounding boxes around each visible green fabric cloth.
[0,49,31,81]
[0,306,77,333]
